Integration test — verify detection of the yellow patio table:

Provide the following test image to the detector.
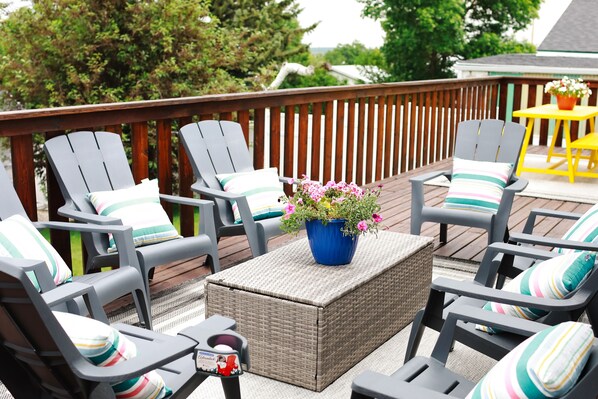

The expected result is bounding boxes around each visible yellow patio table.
[513,104,598,183]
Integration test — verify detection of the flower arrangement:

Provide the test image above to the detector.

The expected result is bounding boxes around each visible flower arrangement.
[544,76,592,98]
[280,178,383,237]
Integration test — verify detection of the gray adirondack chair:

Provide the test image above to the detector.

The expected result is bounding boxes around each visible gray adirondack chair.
[44,131,221,300]
[404,241,598,363]
[494,205,598,287]
[0,258,248,399]
[0,160,152,329]
[410,119,528,245]
[179,120,291,257]
[352,306,598,399]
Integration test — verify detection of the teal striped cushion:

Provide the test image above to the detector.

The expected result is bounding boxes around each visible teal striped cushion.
[477,251,595,333]
[555,202,598,255]
[54,311,171,398]
[87,179,180,253]
[0,214,72,291]
[216,168,285,224]
[467,322,593,398]
[442,158,512,214]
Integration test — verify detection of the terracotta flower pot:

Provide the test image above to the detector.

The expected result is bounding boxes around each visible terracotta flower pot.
[556,95,578,111]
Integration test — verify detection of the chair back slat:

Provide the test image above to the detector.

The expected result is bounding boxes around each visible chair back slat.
[475,119,505,162]
[67,131,115,193]
[0,161,29,221]
[218,121,254,172]
[453,120,481,160]
[94,132,135,190]
[497,122,526,167]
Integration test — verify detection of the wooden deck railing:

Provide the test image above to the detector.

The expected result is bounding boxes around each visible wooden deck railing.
[1,75,596,266]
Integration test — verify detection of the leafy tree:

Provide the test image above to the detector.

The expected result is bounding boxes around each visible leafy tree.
[358,0,540,81]
[0,0,256,108]
[324,41,385,67]
[210,0,315,82]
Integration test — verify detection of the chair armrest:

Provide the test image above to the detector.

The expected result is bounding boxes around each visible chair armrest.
[278,176,296,185]
[504,176,528,193]
[431,278,586,311]
[42,282,109,323]
[352,369,454,399]
[58,204,121,225]
[409,169,451,185]
[0,257,57,293]
[69,329,197,383]
[510,232,598,252]
[191,182,244,201]
[158,193,214,208]
[472,242,555,286]
[522,208,583,234]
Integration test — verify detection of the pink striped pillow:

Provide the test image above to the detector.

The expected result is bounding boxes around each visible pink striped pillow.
[442,158,512,214]
[54,311,171,398]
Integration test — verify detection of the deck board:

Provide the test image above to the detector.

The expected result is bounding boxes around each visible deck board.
[105,147,594,313]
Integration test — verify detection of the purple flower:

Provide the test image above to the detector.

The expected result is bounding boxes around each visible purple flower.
[373,213,383,223]
[357,220,368,231]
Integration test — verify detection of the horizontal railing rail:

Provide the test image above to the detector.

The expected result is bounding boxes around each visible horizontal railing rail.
[1,75,596,268]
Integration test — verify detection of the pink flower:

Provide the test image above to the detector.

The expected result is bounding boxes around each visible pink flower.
[284,203,296,218]
[357,220,368,231]
[373,213,383,223]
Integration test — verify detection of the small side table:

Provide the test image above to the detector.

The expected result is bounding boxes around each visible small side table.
[513,104,598,183]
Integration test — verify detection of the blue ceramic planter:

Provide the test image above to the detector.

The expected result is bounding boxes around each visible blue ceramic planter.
[305,219,359,266]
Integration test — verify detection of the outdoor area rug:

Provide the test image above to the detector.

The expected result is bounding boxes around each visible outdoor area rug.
[114,257,494,399]
[425,153,598,204]
[0,257,495,399]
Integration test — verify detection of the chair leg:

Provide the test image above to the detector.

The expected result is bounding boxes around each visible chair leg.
[132,288,153,330]
[439,223,447,244]
[221,376,241,399]
[404,310,426,363]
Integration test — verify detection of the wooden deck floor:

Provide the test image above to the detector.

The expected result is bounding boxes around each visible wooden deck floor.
[106,147,593,312]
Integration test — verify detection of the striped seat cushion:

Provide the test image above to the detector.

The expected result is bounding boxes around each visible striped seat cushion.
[54,311,171,398]
[87,179,181,253]
[477,251,595,334]
[467,321,594,398]
[442,157,512,214]
[0,214,72,291]
[215,168,286,224]
[555,202,598,255]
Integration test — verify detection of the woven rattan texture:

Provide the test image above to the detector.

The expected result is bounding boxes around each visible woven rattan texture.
[316,244,432,390]
[206,232,433,391]
[205,231,434,307]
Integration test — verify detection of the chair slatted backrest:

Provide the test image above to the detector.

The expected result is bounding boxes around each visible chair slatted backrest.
[179,120,254,225]
[0,161,30,221]
[453,119,526,181]
[45,131,136,214]
[0,261,102,398]
[45,132,137,255]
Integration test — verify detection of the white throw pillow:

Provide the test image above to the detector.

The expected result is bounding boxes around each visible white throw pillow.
[54,311,171,398]
[0,214,72,291]
[87,179,181,252]
[442,157,512,214]
[215,168,285,224]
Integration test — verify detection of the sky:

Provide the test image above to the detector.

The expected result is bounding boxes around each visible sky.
[297,0,573,49]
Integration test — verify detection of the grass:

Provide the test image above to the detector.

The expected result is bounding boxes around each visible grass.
[41,205,196,276]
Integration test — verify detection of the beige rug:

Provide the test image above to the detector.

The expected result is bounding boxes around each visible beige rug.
[114,261,492,399]
[425,154,598,204]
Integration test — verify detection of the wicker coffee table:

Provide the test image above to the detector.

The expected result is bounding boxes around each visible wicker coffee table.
[205,231,433,391]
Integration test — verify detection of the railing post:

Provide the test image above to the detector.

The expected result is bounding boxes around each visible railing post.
[157,119,173,219]
[177,117,195,237]
[10,135,37,221]
[131,122,149,183]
